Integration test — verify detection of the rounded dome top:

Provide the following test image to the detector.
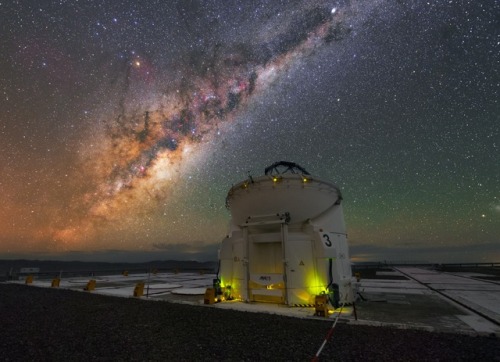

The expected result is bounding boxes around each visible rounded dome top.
[226,162,342,225]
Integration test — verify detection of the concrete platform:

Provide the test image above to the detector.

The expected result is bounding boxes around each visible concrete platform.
[8,266,500,335]
[353,266,500,335]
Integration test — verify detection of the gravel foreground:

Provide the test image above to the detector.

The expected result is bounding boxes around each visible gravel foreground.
[1,284,499,361]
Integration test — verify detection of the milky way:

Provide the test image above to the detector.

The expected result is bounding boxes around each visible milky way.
[61,2,362,247]
[0,0,498,262]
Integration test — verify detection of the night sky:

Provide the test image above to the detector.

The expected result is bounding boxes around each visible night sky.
[1,0,498,263]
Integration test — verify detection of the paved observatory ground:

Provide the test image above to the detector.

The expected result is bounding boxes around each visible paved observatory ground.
[354,266,500,335]
[8,266,500,335]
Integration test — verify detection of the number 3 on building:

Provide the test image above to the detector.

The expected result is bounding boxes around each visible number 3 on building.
[322,234,332,247]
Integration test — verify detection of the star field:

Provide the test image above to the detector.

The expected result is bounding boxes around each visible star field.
[0,0,498,262]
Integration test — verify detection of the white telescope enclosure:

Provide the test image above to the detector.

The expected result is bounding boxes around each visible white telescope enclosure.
[218,161,356,307]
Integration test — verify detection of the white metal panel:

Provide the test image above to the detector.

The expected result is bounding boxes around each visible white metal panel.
[286,238,318,305]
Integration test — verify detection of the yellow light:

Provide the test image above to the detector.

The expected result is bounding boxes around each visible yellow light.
[305,268,326,297]
[303,178,308,182]
[272,176,282,183]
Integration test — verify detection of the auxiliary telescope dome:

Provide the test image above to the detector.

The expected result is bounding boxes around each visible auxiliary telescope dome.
[217,161,356,307]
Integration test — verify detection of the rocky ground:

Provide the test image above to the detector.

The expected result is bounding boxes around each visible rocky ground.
[1,283,499,361]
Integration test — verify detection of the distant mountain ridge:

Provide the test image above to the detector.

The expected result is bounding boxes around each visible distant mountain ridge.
[0,259,218,277]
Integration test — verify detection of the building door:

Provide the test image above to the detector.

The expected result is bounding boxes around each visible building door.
[247,225,286,303]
